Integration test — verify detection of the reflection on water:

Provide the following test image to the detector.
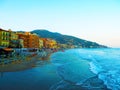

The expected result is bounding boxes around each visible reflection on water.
[1,49,117,90]
[0,59,61,90]
[0,72,3,78]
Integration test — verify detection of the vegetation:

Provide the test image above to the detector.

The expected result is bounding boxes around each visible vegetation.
[31,30,107,48]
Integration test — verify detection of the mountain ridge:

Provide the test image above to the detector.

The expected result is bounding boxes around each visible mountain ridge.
[31,29,107,48]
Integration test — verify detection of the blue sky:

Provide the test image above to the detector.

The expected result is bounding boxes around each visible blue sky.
[0,0,120,47]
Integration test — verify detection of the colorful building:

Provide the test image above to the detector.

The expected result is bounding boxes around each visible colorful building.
[0,29,10,47]
[39,38,44,49]
[27,33,39,48]
[41,38,47,48]
[59,44,68,49]
[17,32,39,48]
[17,32,28,48]
[49,39,57,48]
[18,39,24,48]
[8,29,18,40]
[0,28,58,49]
[42,38,57,49]
[8,29,19,48]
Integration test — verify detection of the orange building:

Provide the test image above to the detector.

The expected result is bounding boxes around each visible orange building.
[17,32,39,48]
[28,33,39,48]
[17,33,28,48]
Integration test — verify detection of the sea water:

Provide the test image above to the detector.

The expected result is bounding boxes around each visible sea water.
[51,48,120,90]
[0,48,120,90]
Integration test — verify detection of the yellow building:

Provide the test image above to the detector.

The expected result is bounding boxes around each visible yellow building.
[8,29,19,48]
[43,38,57,49]
[49,39,57,48]
[0,29,10,47]
[39,38,44,49]
[8,29,18,40]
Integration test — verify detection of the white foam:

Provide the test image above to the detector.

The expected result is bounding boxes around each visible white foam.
[51,48,120,90]
[89,61,103,75]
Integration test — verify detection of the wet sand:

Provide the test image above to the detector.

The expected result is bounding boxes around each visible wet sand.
[0,59,61,90]
[0,53,52,72]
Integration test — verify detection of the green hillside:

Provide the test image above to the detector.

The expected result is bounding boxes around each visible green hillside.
[31,30,107,48]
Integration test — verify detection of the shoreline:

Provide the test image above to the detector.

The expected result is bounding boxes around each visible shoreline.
[0,51,53,72]
[53,60,109,90]
[0,48,111,90]
[50,50,109,90]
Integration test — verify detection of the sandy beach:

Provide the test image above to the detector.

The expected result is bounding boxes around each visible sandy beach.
[0,53,52,72]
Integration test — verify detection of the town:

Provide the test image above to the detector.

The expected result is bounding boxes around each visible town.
[0,28,67,67]
[0,28,105,67]
[0,28,59,49]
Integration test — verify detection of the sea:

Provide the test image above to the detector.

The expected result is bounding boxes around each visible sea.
[0,48,120,90]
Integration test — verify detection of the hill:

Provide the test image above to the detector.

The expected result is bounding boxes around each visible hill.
[31,29,107,48]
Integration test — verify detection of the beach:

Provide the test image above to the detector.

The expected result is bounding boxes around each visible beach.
[0,49,113,90]
[0,50,52,72]
[0,60,61,90]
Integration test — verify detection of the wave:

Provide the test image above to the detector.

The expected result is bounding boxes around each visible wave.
[83,48,120,90]
[51,50,109,90]
[51,48,120,90]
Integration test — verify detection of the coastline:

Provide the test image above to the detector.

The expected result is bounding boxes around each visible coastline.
[0,51,61,90]
[0,48,112,90]
[0,48,108,90]
[0,50,53,72]
[51,49,109,90]
[63,62,107,89]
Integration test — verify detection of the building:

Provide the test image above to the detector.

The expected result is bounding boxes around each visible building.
[8,29,19,48]
[17,32,39,48]
[0,29,10,47]
[48,39,57,48]
[39,38,44,49]
[42,38,57,49]
[27,33,39,48]
[9,29,18,40]
[59,44,65,48]
[41,38,47,48]
[19,39,24,48]
[17,32,28,48]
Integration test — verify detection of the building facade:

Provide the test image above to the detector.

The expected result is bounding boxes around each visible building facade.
[27,33,39,48]
[42,38,57,49]
[9,30,18,40]
[0,29,10,47]
[8,29,19,48]
[39,38,44,49]
[0,28,58,49]
[17,32,39,48]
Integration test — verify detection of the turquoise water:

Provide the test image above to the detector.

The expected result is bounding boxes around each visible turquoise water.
[0,61,61,90]
[0,48,120,90]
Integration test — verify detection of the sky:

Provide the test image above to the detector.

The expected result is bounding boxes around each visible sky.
[0,0,120,47]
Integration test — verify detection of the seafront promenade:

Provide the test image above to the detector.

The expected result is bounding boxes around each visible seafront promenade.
[0,48,58,72]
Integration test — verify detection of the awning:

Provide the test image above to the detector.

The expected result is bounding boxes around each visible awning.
[3,48,14,52]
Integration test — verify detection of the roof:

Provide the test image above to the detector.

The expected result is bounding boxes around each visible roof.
[0,28,9,32]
